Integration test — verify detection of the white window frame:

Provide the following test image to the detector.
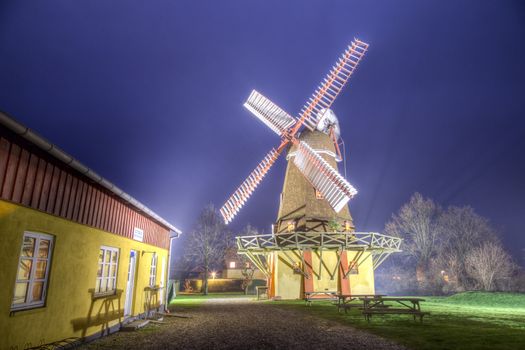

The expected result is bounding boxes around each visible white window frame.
[95,246,119,296]
[11,231,54,311]
[149,253,157,287]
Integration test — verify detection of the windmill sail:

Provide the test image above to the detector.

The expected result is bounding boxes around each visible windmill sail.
[298,39,369,132]
[293,141,357,213]
[244,90,296,136]
[220,148,281,224]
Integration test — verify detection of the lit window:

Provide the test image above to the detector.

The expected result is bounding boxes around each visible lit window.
[287,221,295,232]
[345,221,352,231]
[95,246,119,295]
[149,253,157,287]
[315,189,323,199]
[12,232,54,310]
[229,261,236,269]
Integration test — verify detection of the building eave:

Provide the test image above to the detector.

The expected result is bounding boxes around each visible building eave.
[0,110,182,236]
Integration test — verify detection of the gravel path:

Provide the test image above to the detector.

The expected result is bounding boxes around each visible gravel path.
[79,297,406,350]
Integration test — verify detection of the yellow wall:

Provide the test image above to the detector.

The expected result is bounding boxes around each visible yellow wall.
[274,251,303,299]
[273,250,375,299]
[0,200,169,350]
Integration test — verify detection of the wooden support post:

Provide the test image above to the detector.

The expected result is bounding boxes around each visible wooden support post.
[303,250,314,296]
[338,251,351,295]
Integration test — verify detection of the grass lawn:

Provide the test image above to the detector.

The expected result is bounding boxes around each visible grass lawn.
[273,292,525,350]
[168,292,249,307]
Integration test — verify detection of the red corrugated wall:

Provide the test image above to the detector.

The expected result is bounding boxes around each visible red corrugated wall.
[0,134,170,249]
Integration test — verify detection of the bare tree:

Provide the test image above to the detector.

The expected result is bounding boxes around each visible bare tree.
[465,241,515,291]
[437,206,497,289]
[385,193,441,284]
[184,204,232,295]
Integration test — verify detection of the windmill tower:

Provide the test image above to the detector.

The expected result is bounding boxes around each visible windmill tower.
[221,39,401,299]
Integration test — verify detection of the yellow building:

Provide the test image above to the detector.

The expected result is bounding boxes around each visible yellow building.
[0,112,181,349]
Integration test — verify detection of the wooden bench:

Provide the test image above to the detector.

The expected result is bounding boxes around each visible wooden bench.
[361,297,429,322]
[304,291,338,306]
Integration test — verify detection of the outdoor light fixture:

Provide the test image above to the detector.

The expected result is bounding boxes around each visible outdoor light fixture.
[211,271,216,279]
[345,221,351,231]
[287,221,295,232]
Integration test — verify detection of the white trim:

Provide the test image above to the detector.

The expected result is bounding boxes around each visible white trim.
[149,253,158,287]
[95,246,120,296]
[11,231,54,311]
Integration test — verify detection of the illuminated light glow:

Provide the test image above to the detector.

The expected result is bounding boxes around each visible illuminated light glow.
[211,271,217,279]
[229,261,236,269]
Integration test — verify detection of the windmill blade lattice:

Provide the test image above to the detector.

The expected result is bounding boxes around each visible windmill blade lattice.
[220,148,282,224]
[244,90,296,136]
[293,141,357,213]
[299,39,369,132]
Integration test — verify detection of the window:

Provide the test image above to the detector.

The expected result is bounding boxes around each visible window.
[315,189,324,199]
[149,253,157,287]
[95,246,119,295]
[12,232,54,310]
[229,261,236,269]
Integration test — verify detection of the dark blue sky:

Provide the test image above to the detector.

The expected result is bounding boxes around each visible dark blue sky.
[1,1,524,262]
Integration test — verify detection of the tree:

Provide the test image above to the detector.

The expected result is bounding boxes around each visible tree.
[436,206,497,290]
[465,241,515,291]
[184,204,232,295]
[384,193,441,284]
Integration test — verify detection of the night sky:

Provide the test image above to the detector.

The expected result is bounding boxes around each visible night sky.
[1,1,524,263]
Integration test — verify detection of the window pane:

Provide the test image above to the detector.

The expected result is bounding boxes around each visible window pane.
[38,239,50,258]
[95,279,101,293]
[35,260,47,279]
[100,278,107,292]
[103,264,109,278]
[112,251,118,263]
[17,259,33,280]
[98,249,104,264]
[31,282,44,302]
[13,283,28,304]
[109,264,116,278]
[105,251,111,263]
[22,237,36,257]
[97,263,103,277]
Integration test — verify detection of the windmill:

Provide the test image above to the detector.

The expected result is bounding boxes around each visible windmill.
[220,39,367,224]
[221,39,402,299]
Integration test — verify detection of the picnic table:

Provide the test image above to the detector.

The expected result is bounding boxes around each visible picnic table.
[304,291,338,306]
[360,297,428,322]
[335,294,385,313]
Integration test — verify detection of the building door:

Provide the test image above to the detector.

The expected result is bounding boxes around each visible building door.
[124,250,137,317]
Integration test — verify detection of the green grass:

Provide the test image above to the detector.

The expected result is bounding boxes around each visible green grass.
[272,292,525,350]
